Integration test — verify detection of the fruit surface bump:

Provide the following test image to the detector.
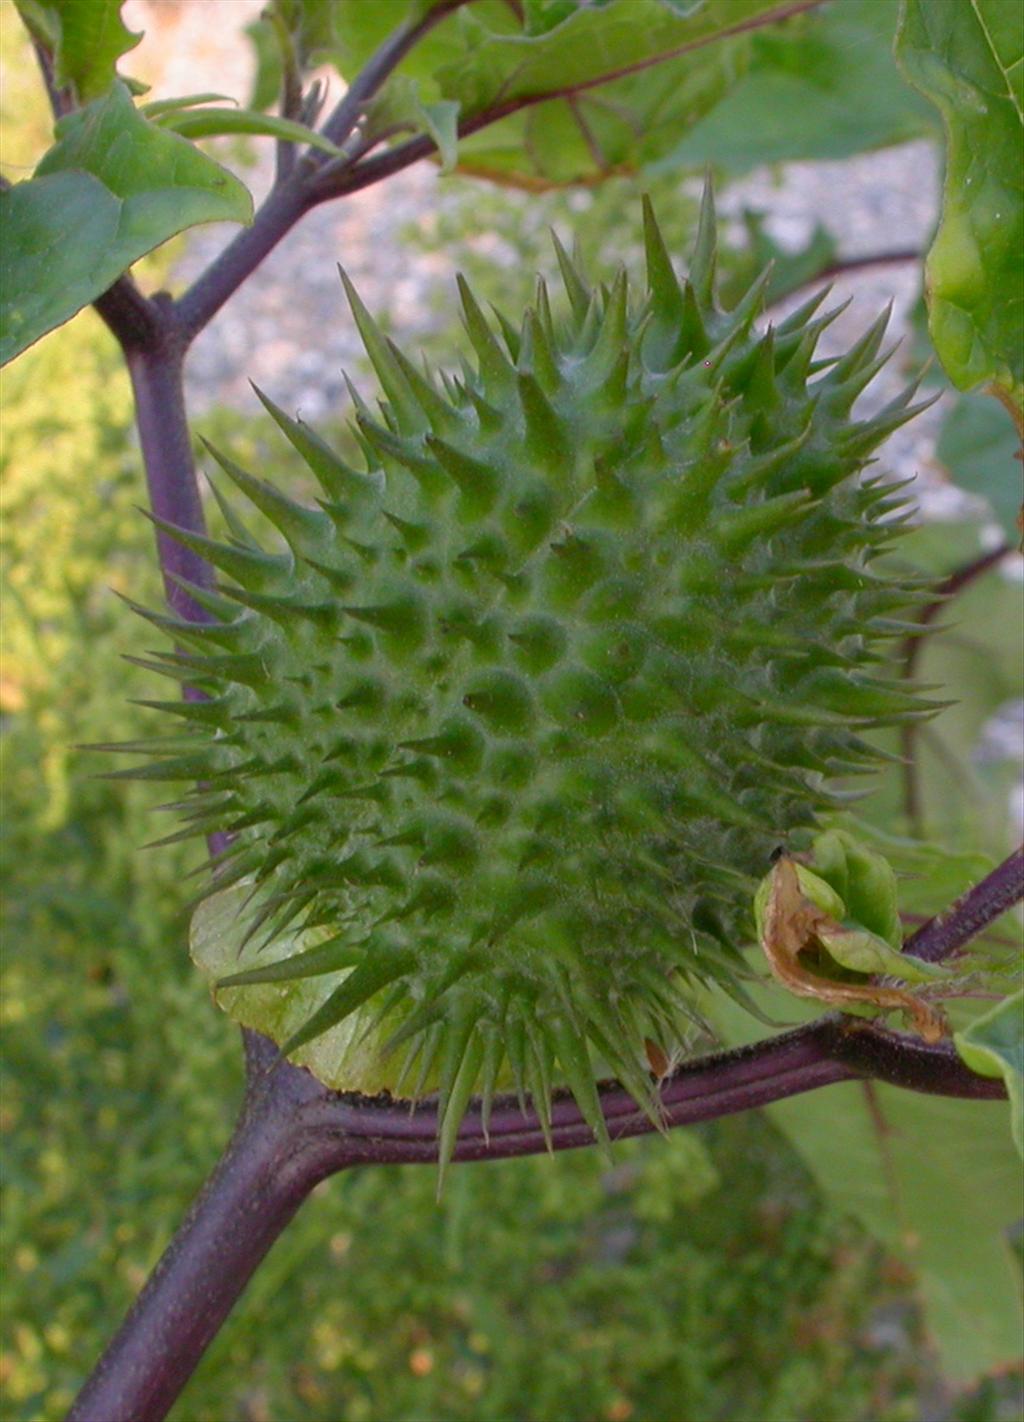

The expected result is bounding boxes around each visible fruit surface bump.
[125,191,934,1162]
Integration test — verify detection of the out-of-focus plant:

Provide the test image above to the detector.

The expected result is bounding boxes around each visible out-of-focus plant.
[0,2,1021,1420]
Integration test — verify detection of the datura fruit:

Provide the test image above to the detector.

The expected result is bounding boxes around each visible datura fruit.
[119,192,936,1169]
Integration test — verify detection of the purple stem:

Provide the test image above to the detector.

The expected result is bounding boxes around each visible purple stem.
[175,0,827,337]
[65,1016,1003,1422]
[904,844,1024,964]
[123,321,217,626]
[61,0,1015,1414]
[66,1046,322,1422]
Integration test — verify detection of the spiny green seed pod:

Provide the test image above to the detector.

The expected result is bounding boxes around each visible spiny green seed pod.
[120,192,935,1171]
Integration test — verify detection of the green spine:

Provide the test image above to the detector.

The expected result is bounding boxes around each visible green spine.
[122,192,933,1167]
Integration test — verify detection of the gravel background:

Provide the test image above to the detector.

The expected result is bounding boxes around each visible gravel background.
[173,145,938,410]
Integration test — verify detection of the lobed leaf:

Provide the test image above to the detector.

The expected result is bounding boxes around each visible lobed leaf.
[316,0,819,184]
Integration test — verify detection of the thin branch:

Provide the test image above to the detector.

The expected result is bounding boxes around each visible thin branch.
[904,844,1024,964]
[174,0,469,338]
[177,0,826,336]
[900,542,1013,834]
[309,0,827,203]
[813,248,921,283]
[316,0,474,153]
[30,35,72,118]
[766,249,922,313]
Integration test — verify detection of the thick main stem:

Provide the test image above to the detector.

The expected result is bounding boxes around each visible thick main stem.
[124,315,216,626]
[66,1016,1006,1422]
[65,1058,330,1422]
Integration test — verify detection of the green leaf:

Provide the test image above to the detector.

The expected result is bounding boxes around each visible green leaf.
[138,92,234,119]
[812,831,900,946]
[709,988,1024,1381]
[459,54,739,186]
[1,82,252,366]
[244,17,284,112]
[935,392,1022,541]
[755,832,950,986]
[430,0,772,111]
[325,0,809,186]
[896,0,1024,426]
[2,171,121,365]
[785,1086,1022,1382]
[15,0,142,100]
[153,105,344,156]
[956,990,1024,1157]
[755,846,950,1007]
[36,80,252,214]
[658,0,936,173]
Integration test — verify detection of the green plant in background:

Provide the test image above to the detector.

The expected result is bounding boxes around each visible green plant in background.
[896,0,1024,428]
[1,1,1021,1420]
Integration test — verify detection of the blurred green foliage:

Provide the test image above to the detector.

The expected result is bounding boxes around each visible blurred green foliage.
[1,4,1021,1416]
[2,304,1021,1422]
